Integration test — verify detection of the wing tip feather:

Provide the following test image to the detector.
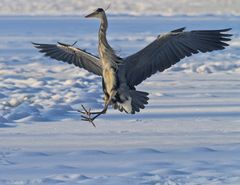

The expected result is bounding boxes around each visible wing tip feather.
[171,27,186,33]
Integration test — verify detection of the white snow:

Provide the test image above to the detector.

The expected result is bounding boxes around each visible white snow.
[0,0,239,16]
[0,14,240,185]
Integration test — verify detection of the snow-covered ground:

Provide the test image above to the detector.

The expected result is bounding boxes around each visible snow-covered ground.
[0,14,240,184]
[0,0,239,16]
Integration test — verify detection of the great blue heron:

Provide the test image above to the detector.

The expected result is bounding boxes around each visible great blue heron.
[33,8,232,126]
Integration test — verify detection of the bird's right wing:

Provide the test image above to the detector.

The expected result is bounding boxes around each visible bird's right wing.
[33,42,103,76]
[124,28,232,87]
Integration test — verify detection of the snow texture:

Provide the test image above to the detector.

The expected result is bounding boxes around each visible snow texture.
[0,0,239,16]
[0,14,240,185]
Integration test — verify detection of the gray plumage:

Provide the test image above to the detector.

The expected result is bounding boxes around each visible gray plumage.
[33,8,232,125]
[124,28,232,86]
[33,42,102,76]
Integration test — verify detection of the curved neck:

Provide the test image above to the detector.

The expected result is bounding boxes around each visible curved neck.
[99,13,110,49]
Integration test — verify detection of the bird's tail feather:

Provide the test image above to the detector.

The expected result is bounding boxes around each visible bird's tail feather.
[112,90,149,114]
[129,90,149,114]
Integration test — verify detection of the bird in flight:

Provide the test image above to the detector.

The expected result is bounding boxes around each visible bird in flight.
[33,8,232,127]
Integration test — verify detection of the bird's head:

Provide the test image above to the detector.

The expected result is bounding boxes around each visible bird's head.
[85,8,105,19]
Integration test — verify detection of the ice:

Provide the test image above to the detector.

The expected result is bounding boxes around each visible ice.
[0,14,240,185]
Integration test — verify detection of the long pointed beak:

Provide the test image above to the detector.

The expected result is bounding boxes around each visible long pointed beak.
[85,12,96,18]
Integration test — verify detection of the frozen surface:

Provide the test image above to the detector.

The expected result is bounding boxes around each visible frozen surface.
[0,15,240,184]
[0,0,239,16]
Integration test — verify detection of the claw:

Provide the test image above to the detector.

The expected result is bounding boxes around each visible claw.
[79,104,96,127]
[89,120,96,127]
[81,117,96,127]
[81,104,87,111]
[81,117,90,122]
[81,105,90,115]
[81,115,89,119]
[77,109,86,114]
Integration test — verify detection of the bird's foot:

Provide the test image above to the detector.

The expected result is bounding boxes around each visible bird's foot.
[81,115,96,127]
[78,105,96,127]
[78,104,91,115]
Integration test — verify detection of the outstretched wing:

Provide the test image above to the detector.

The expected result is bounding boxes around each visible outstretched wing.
[33,42,102,76]
[124,28,232,87]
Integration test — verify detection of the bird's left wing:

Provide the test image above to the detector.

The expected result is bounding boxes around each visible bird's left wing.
[124,28,232,87]
[33,42,102,76]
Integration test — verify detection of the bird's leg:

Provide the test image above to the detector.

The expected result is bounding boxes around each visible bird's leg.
[78,105,96,127]
[78,105,91,116]
[79,105,105,115]
[81,97,111,120]
[80,94,109,115]
[81,91,116,125]
[104,94,109,105]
